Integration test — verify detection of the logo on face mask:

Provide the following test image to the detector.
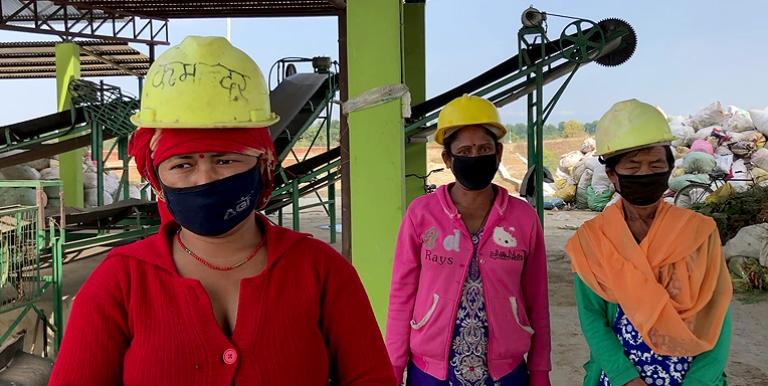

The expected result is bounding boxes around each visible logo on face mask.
[224,194,253,220]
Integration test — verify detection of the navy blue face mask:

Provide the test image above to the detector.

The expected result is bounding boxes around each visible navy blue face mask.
[161,165,262,237]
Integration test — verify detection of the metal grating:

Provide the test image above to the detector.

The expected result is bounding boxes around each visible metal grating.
[0,40,149,79]
[1,0,91,21]
[0,204,42,311]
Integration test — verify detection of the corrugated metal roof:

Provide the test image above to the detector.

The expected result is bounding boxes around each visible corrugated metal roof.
[1,0,109,21]
[49,0,344,18]
[0,40,148,79]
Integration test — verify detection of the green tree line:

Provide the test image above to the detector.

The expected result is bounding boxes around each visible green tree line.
[291,119,599,147]
[502,119,598,142]
[294,120,341,147]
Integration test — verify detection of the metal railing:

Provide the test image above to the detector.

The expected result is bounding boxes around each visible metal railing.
[0,180,64,357]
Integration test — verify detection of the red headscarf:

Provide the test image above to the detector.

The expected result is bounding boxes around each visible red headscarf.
[128,127,276,224]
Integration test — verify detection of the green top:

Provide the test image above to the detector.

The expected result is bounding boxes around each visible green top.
[574,274,731,386]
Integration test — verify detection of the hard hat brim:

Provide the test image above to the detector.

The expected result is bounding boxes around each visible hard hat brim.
[596,140,672,159]
[130,114,280,129]
[436,123,507,145]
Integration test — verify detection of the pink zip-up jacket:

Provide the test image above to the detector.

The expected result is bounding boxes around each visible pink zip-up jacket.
[386,184,551,385]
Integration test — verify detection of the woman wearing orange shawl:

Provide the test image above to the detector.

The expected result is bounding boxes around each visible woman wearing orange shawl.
[565,100,732,386]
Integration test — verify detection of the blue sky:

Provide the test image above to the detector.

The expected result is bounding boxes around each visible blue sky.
[1,0,766,126]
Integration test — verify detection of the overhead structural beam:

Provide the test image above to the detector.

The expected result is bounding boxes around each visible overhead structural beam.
[80,46,143,77]
[0,0,169,45]
[328,0,346,9]
[46,1,340,18]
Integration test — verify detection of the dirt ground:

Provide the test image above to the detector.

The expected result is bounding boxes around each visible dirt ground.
[5,195,765,385]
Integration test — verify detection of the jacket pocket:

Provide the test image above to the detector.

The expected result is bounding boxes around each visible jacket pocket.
[509,296,534,335]
[410,293,439,330]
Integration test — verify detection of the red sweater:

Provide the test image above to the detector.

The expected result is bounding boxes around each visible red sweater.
[50,215,396,386]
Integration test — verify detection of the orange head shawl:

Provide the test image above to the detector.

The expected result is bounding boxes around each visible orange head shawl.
[565,200,732,356]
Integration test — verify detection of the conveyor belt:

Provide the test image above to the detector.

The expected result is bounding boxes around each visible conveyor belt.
[0,131,118,169]
[275,147,341,185]
[0,108,86,146]
[269,73,336,162]
[410,20,632,118]
[410,39,565,118]
[51,199,158,230]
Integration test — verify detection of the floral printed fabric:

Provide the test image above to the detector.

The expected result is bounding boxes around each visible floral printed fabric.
[599,307,692,386]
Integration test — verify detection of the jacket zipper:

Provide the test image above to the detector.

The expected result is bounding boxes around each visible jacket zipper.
[477,219,495,370]
[443,223,472,374]
[442,212,498,376]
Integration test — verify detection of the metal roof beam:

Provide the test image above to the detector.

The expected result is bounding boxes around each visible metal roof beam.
[0,51,140,59]
[0,64,148,73]
[328,0,345,10]
[0,71,142,78]
[49,0,339,18]
[0,59,148,67]
[126,10,336,18]
[80,45,142,77]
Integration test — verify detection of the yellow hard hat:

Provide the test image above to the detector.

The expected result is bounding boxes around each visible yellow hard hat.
[595,99,674,157]
[131,36,279,129]
[435,95,506,145]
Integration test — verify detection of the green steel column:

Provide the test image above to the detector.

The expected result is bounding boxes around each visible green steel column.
[56,43,84,208]
[53,235,64,354]
[403,1,427,204]
[119,137,130,200]
[292,179,300,231]
[535,68,545,221]
[347,0,405,328]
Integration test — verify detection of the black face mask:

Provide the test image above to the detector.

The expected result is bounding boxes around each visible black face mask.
[615,170,672,206]
[450,153,498,191]
[161,165,262,237]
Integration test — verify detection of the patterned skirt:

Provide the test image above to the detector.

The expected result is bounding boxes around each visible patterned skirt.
[599,307,692,386]
[406,361,527,386]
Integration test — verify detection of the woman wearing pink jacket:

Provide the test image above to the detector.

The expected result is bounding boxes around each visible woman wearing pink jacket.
[386,95,551,386]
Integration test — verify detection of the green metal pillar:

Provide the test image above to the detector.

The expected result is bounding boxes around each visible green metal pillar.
[347,0,405,328]
[534,68,545,221]
[403,1,427,205]
[56,43,84,208]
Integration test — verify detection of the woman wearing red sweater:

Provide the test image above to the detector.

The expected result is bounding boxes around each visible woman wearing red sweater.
[49,36,395,386]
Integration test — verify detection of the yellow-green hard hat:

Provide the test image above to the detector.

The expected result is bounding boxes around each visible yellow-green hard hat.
[131,36,279,129]
[435,95,507,145]
[595,99,674,157]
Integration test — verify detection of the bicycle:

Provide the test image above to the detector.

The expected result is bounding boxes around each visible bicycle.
[406,168,445,194]
[673,167,756,209]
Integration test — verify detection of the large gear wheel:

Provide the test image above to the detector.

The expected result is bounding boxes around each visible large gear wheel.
[595,18,637,67]
[560,19,605,64]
